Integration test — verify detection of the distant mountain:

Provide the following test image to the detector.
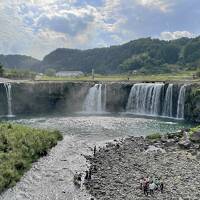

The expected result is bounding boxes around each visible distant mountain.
[2,36,200,74]
[0,55,41,71]
[42,36,200,74]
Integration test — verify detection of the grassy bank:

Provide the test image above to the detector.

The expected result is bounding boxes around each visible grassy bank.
[0,123,63,193]
[36,70,199,82]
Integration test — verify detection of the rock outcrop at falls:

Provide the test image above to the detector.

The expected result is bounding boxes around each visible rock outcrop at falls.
[185,84,200,122]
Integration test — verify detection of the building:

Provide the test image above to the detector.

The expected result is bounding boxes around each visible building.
[55,71,84,77]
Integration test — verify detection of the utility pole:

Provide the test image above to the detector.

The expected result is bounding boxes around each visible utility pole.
[92,69,94,80]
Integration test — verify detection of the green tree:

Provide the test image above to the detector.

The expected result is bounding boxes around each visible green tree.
[0,63,4,77]
[45,68,56,76]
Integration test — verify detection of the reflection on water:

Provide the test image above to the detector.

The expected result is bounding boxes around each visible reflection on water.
[0,114,191,200]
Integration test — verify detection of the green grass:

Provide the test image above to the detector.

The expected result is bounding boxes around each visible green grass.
[36,70,199,82]
[0,123,63,193]
[146,133,161,140]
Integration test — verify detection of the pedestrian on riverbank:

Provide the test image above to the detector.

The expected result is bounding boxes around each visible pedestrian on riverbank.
[154,177,160,190]
[143,178,149,196]
[94,146,97,156]
[160,179,164,193]
[149,181,156,195]
[85,170,89,180]
[140,177,144,190]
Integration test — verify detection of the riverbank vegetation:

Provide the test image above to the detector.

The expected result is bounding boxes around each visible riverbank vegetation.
[0,123,63,193]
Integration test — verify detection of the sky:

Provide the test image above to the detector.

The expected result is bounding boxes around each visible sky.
[0,0,199,59]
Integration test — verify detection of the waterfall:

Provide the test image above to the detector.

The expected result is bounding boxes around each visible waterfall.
[176,85,186,119]
[126,83,187,119]
[4,83,14,117]
[83,84,107,113]
[162,84,173,117]
[103,84,107,111]
[126,83,164,116]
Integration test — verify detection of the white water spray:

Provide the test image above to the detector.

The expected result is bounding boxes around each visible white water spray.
[126,83,164,116]
[4,83,14,117]
[83,84,107,113]
[176,85,186,119]
[162,84,173,117]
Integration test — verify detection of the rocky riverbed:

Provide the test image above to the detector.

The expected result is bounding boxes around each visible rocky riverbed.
[84,131,200,200]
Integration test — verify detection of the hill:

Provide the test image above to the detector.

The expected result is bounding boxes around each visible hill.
[42,36,200,74]
[0,55,41,71]
[2,36,200,74]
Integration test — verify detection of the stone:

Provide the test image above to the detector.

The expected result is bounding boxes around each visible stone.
[190,131,200,143]
[164,139,176,147]
[196,152,200,160]
[178,140,192,149]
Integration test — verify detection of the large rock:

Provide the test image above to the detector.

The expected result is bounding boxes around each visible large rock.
[190,131,200,143]
[178,140,192,149]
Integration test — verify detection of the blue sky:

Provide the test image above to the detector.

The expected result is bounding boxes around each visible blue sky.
[0,0,199,59]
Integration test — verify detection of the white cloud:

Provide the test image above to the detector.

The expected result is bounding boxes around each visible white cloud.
[0,0,199,59]
[134,0,172,12]
[160,31,195,40]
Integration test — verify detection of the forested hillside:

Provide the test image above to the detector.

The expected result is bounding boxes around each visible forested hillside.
[42,36,200,74]
[0,55,40,71]
[1,36,200,74]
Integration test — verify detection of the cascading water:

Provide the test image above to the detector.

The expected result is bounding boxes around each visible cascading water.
[126,83,164,116]
[162,84,173,117]
[126,83,186,119]
[83,84,107,113]
[176,85,186,119]
[4,83,14,117]
[103,84,107,111]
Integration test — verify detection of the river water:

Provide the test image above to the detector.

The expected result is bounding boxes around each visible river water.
[0,114,191,200]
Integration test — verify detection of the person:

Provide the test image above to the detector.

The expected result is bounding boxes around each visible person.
[88,168,92,180]
[85,170,89,180]
[160,179,164,193]
[78,173,82,181]
[73,172,81,187]
[154,177,160,190]
[94,145,97,156]
[149,181,155,195]
[143,178,149,196]
[145,176,150,185]
[140,177,143,190]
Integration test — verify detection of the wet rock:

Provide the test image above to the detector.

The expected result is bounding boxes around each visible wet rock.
[190,131,200,143]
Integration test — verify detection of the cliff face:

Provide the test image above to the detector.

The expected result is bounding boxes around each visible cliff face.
[0,81,199,121]
[185,84,200,122]
[0,82,92,116]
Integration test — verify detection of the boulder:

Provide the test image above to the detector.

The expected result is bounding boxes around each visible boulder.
[164,139,176,147]
[190,131,200,143]
[178,140,192,149]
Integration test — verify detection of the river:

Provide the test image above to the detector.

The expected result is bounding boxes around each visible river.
[0,114,191,200]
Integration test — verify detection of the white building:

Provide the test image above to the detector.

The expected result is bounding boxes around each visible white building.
[55,71,84,77]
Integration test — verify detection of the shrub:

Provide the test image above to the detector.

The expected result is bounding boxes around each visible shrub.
[146,133,161,140]
[0,123,62,193]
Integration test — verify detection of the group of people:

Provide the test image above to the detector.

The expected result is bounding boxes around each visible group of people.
[140,176,164,196]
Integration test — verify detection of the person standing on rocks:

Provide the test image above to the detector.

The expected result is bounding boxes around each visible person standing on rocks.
[140,177,144,190]
[143,178,149,196]
[149,181,156,195]
[160,179,164,193]
[94,146,97,157]
[85,170,89,180]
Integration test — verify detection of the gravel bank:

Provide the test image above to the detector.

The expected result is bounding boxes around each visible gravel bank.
[84,133,200,200]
